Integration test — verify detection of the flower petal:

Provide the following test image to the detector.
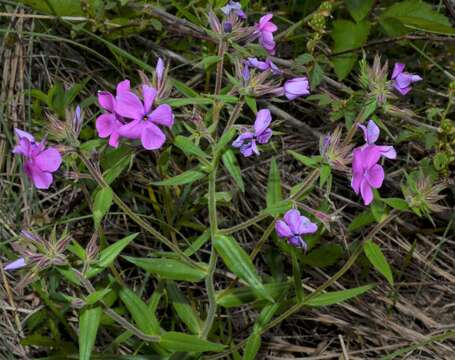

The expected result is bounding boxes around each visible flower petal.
[232,132,253,148]
[275,220,292,238]
[366,163,384,188]
[297,216,318,234]
[256,128,272,144]
[27,163,53,189]
[108,131,120,148]
[284,209,302,234]
[35,148,62,172]
[115,91,144,120]
[377,145,396,159]
[96,113,117,137]
[284,77,310,100]
[391,63,405,80]
[14,128,35,142]
[98,91,115,112]
[360,179,374,205]
[361,145,381,169]
[351,173,362,194]
[141,123,166,150]
[118,119,144,139]
[366,120,380,144]
[254,109,272,136]
[116,79,131,94]
[4,257,26,271]
[156,58,165,83]
[142,85,157,114]
[148,104,174,127]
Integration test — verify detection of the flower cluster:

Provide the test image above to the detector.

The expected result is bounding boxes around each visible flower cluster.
[96,59,174,150]
[351,120,396,205]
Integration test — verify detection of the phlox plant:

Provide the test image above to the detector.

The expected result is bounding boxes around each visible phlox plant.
[3,1,451,359]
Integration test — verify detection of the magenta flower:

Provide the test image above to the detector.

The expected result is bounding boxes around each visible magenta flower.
[283,77,310,100]
[13,129,62,189]
[232,109,272,157]
[275,209,318,250]
[116,85,174,150]
[96,79,131,148]
[4,257,26,271]
[358,120,396,159]
[255,14,278,55]
[351,146,384,205]
[391,63,422,95]
[221,1,246,19]
[247,57,281,75]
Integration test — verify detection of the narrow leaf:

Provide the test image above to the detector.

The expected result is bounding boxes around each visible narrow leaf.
[160,332,224,352]
[174,136,207,159]
[222,149,245,192]
[363,240,394,285]
[214,235,271,301]
[305,284,374,306]
[124,256,207,282]
[167,281,202,334]
[79,307,102,360]
[93,187,113,228]
[266,158,282,208]
[153,170,206,186]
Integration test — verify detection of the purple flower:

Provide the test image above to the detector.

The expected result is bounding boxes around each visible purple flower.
[391,63,422,95]
[232,109,272,157]
[275,209,318,250]
[241,61,250,81]
[283,77,310,100]
[247,57,282,75]
[255,14,278,55]
[13,129,62,189]
[358,120,396,159]
[116,85,174,150]
[221,1,246,19]
[96,79,131,148]
[351,146,384,205]
[4,257,26,271]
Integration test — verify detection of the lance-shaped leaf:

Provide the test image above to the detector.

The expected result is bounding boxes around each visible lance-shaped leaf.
[266,158,282,208]
[222,150,245,192]
[363,240,394,285]
[93,187,113,228]
[124,256,207,282]
[159,332,225,352]
[214,235,272,302]
[79,307,102,360]
[174,135,208,159]
[153,170,206,186]
[305,284,374,307]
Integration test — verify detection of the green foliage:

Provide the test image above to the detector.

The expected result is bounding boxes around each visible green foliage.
[79,307,102,360]
[363,240,394,286]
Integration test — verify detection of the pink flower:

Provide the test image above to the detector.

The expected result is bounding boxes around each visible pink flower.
[358,120,396,160]
[116,85,174,150]
[4,257,26,271]
[283,77,310,100]
[232,109,272,157]
[255,14,278,55]
[13,129,62,189]
[96,80,131,148]
[391,63,422,95]
[275,209,317,251]
[351,146,384,205]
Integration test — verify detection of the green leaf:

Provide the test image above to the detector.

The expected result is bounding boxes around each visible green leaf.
[319,164,331,187]
[216,282,290,308]
[301,244,344,268]
[245,96,257,113]
[380,0,453,36]
[363,240,394,285]
[119,287,160,335]
[345,0,374,22]
[348,209,375,233]
[288,150,320,167]
[195,55,222,69]
[266,158,282,208]
[79,307,102,360]
[215,128,237,154]
[263,200,292,216]
[166,282,202,334]
[153,170,206,186]
[331,19,371,80]
[306,284,374,306]
[174,136,208,159]
[93,187,113,228]
[243,333,261,360]
[98,233,138,268]
[85,288,112,306]
[160,332,224,352]
[124,257,207,282]
[382,197,409,211]
[22,0,83,16]
[214,235,271,301]
[102,153,133,185]
[222,150,245,192]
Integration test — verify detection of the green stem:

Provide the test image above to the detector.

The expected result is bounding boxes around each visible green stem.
[76,151,200,270]
[202,167,219,338]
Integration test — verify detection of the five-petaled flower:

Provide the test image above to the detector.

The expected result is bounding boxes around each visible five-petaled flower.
[255,14,278,55]
[116,85,174,150]
[391,63,422,95]
[13,129,62,190]
[358,120,396,160]
[96,79,131,148]
[275,209,318,251]
[232,109,272,157]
